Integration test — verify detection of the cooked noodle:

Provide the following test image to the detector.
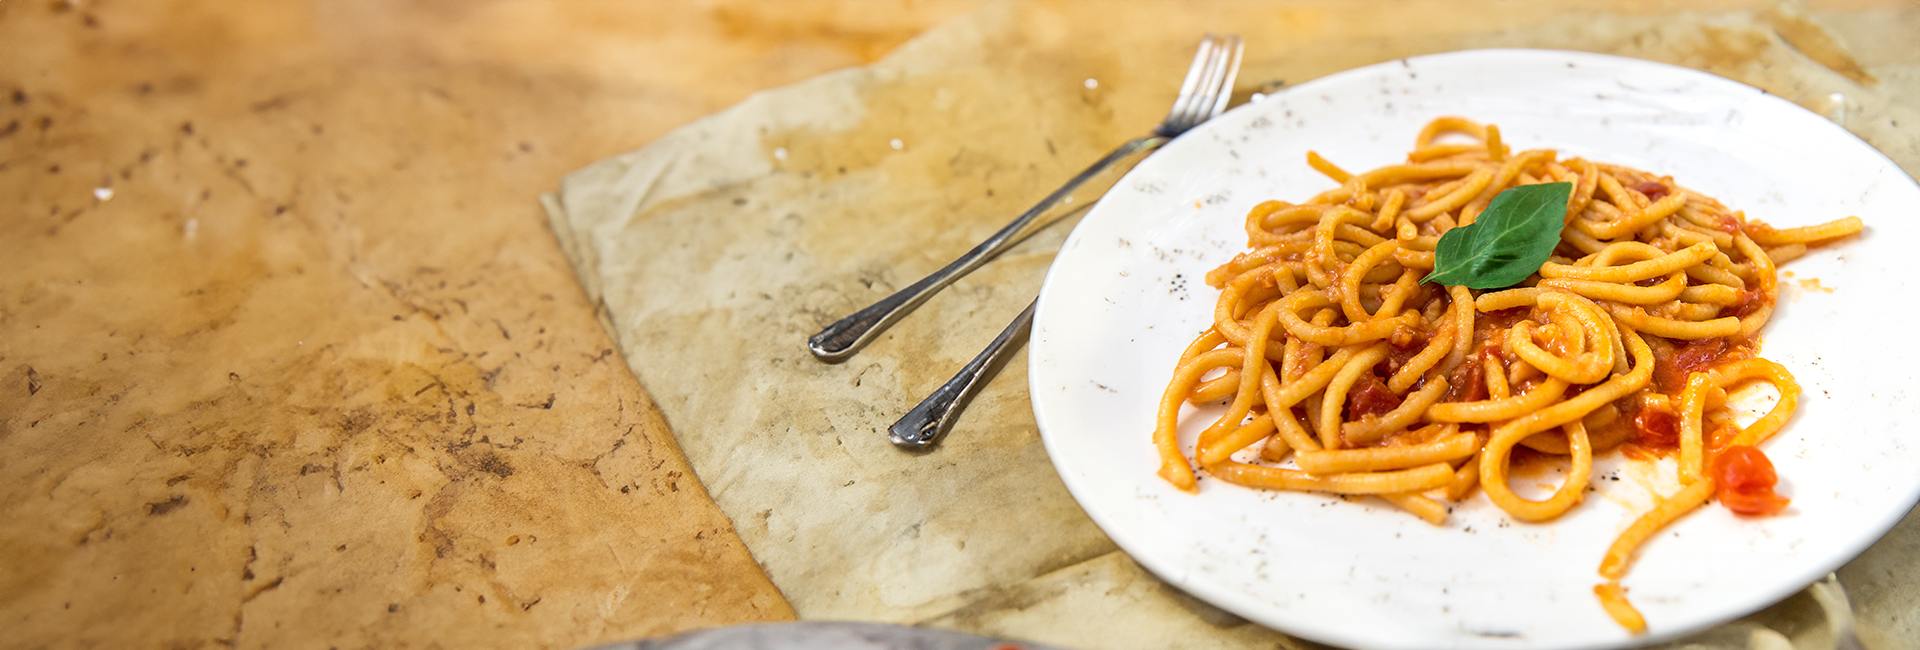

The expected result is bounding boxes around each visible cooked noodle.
[1152,117,1862,632]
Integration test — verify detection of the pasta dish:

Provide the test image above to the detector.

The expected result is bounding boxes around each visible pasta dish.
[1150,117,1862,632]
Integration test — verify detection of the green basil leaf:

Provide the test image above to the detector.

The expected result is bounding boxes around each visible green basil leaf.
[1421,182,1572,289]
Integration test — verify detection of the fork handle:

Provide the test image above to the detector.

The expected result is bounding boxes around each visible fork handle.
[807,135,1167,363]
[889,299,1037,449]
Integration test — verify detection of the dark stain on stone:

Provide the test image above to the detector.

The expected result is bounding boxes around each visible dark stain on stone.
[339,408,376,435]
[250,95,292,112]
[1765,8,1877,86]
[27,366,42,395]
[146,495,187,516]
[472,451,514,478]
[243,576,284,602]
[1685,27,1772,72]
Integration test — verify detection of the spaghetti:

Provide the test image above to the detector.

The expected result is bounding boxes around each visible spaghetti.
[1152,117,1863,632]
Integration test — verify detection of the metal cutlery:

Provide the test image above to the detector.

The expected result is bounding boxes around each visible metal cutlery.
[808,34,1245,365]
[889,34,1244,450]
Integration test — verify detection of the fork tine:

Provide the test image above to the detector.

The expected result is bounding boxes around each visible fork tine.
[1167,34,1240,135]
[1182,36,1231,132]
[1159,35,1205,133]
[1205,36,1244,121]
[1159,35,1221,137]
[1184,35,1240,131]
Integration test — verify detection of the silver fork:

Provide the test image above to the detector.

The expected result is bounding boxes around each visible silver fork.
[888,34,1244,450]
[808,34,1245,364]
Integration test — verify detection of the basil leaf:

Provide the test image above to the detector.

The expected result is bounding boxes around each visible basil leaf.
[1421,182,1572,289]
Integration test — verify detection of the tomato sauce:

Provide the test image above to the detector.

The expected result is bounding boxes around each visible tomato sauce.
[1474,308,1531,352]
[1383,327,1431,376]
[1442,350,1488,403]
[1713,445,1790,515]
[1630,404,1680,447]
[1722,289,1769,319]
[1347,372,1402,419]
[1505,443,1561,481]
[1423,291,1772,481]
[1648,335,1755,395]
[1705,420,1740,456]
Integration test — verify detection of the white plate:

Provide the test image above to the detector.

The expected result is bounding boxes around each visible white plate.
[1028,49,1920,650]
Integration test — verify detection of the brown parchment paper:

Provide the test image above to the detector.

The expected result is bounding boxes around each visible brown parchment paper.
[0,2,794,649]
[546,2,1920,649]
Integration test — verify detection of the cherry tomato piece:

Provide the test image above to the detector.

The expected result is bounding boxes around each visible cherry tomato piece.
[1712,445,1790,516]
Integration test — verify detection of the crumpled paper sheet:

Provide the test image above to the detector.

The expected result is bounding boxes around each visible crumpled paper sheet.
[0,1,791,648]
[545,2,1920,648]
